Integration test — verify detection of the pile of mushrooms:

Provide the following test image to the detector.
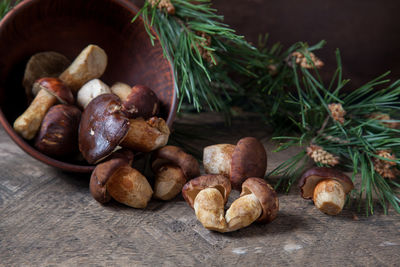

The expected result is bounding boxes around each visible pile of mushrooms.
[13,44,356,234]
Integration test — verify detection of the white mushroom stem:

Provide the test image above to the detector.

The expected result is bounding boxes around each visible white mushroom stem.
[13,89,58,140]
[153,165,186,201]
[77,79,111,109]
[194,188,227,232]
[111,82,132,101]
[106,165,153,209]
[313,179,345,215]
[225,193,262,232]
[59,45,107,94]
[203,144,235,176]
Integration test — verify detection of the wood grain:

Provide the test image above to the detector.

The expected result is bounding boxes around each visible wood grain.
[0,113,399,266]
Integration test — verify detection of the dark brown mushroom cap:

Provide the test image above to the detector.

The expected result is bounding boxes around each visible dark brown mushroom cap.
[152,146,200,179]
[34,104,81,157]
[33,77,74,104]
[78,94,129,164]
[182,174,231,209]
[299,167,354,199]
[230,137,267,189]
[106,148,134,165]
[89,157,127,204]
[241,177,279,223]
[122,85,160,119]
[23,51,71,100]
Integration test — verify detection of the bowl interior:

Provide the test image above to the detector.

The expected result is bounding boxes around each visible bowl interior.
[0,0,176,172]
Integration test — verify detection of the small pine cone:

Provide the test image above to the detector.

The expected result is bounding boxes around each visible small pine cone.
[290,51,324,69]
[328,103,346,124]
[148,0,175,15]
[369,113,399,129]
[194,32,215,64]
[307,145,339,166]
[373,150,399,179]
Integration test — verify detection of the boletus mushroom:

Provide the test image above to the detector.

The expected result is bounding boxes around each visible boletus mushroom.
[203,137,267,189]
[225,177,279,232]
[90,149,153,208]
[111,83,160,119]
[182,174,231,232]
[34,104,81,157]
[14,77,74,140]
[151,146,200,200]
[299,167,354,215]
[79,94,169,164]
[77,79,111,109]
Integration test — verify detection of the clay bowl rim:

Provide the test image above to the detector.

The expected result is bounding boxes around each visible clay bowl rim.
[0,0,177,173]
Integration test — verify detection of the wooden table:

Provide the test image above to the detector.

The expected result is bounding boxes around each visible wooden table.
[0,114,399,266]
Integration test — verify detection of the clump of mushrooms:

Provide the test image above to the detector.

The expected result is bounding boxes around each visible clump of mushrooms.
[299,167,354,215]
[151,146,200,200]
[203,137,267,188]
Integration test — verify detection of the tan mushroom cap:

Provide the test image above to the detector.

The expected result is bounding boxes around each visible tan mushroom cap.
[33,78,74,105]
[299,167,354,199]
[230,137,267,189]
[182,174,231,209]
[89,157,127,204]
[241,178,279,223]
[152,146,200,179]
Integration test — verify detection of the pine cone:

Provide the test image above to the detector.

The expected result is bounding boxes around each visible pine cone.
[148,0,175,15]
[307,145,339,166]
[290,51,324,69]
[369,113,399,129]
[328,103,346,124]
[194,32,215,64]
[373,150,399,179]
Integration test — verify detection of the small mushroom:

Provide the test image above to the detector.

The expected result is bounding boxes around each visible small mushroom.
[14,78,74,140]
[23,51,71,100]
[90,152,153,208]
[151,146,200,200]
[182,174,231,232]
[59,44,108,94]
[225,178,279,232]
[34,104,81,157]
[299,167,354,215]
[203,137,267,189]
[77,79,111,109]
[79,94,169,164]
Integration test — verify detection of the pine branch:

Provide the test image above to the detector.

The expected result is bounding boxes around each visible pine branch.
[0,0,18,20]
[269,47,400,215]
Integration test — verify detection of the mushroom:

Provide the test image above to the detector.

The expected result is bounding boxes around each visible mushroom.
[13,78,74,140]
[34,104,81,157]
[79,94,169,164]
[203,137,267,189]
[59,44,108,94]
[225,177,279,232]
[299,167,354,215]
[182,174,231,232]
[77,79,111,109]
[111,83,160,119]
[151,146,200,200]
[90,151,153,208]
[23,51,71,100]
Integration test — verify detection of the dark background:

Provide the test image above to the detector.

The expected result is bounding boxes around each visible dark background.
[134,0,400,88]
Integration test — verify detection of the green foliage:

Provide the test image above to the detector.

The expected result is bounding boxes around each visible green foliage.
[269,48,400,215]
[0,0,18,20]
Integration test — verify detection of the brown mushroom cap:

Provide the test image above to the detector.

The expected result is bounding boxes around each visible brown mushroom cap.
[106,148,134,165]
[299,167,354,199]
[23,51,71,100]
[182,174,231,209]
[122,85,160,119]
[33,78,74,104]
[78,94,129,164]
[230,137,267,189]
[89,157,127,204]
[241,178,279,223]
[152,146,200,179]
[34,104,81,157]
